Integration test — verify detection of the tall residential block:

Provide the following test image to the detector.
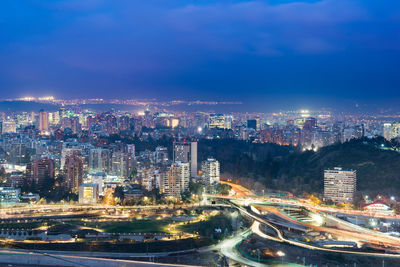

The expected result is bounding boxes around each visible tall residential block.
[324,167,356,204]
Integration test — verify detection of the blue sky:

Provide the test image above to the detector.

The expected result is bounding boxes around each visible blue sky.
[0,0,399,109]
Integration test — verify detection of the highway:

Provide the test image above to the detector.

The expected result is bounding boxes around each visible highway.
[207,182,400,261]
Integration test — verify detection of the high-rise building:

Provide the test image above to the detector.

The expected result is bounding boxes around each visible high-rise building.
[63,155,84,192]
[89,148,111,173]
[324,167,356,204]
[190,142,198,177]
[392,122,400,139]
[383,123,393,141]
[161,162,190,198]
[201,158,220,185]
[26,158,55,186]
[39,110,49,135]
[126,144,135,158]
[303,117,317,131]
[111,152,134,178]
[154,146,169,164]
[209,114,226,129]
[173,141,197,177]
[60,148,82,169]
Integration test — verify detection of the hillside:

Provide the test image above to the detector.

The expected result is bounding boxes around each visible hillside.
[198,137,400,197]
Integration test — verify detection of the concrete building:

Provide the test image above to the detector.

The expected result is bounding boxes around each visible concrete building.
[1,121,16,133]
[111,152,134,179]
[60,147,82,169]
[89,148,110,173]
[173,141,197,177]
[201,158,220,185]
[161,162,190,198]
[89,172,106,196]
[209,114,228,129]
[26,158,55,187]
[324,167,356,204]
[63,155,84,193]
[79,184,99,204]
[383,123,393,141]
[39,110,49,135]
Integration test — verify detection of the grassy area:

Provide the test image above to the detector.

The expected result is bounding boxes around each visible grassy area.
[178,214,232,239]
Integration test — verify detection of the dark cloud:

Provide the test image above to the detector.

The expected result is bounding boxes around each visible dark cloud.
[0,0,399,109]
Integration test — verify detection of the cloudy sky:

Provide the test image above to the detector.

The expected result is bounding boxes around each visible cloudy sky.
[0,0,399,109]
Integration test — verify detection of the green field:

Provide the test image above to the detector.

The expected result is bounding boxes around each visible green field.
[178,214,232,239]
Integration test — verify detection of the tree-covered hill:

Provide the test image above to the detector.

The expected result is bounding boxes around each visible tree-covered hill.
[198,137,400,197]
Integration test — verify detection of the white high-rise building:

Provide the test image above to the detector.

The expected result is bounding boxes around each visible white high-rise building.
[190,142,197,177]
[383,123,393,141]
[324,167,356,204]
[201,158,220,185]
[161,162,190,198]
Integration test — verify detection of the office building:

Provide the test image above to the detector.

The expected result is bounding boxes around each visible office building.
[89,172,106,196]
[324,167,356,204]
[209,114,226,129]
[173,141,198,177]
[111,152,134,178]
[79,184,99,204]
[89,148,110,173]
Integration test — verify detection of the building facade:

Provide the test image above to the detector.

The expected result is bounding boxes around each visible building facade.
[324,167,356,204]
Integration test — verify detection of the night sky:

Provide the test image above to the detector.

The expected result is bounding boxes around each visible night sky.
[1,0,399,109]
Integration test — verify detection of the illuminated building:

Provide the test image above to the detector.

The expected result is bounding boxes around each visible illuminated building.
[154,146,169,164]
[209,114,226,129]
[89,148,111,173]
[324,167,356,204]
[173,141,198,177]
[26,158,55,187]
[201,158,220,185]
[39,110,49,134]
[79,184,99,204]
[383,123,393,140]
[392,122,400,138]
[90,172,106,196]
[60,148,82,169]
[111,152,134,178]
[161,162,190,198]
[0,187,20,205]
[126,144,135,158]
[63,155,84,193]
[1,121,16,133]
